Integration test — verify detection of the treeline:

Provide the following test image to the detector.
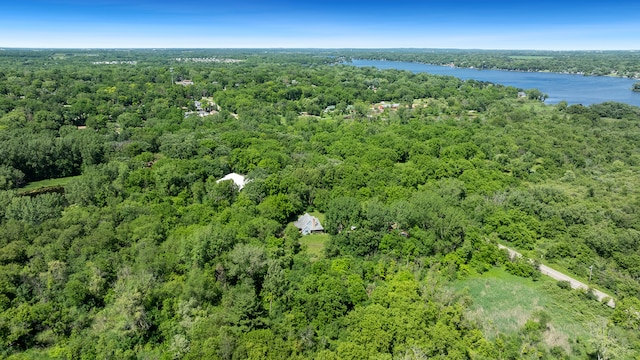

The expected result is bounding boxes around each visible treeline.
[1,50,640,359]
[4,48,640,78]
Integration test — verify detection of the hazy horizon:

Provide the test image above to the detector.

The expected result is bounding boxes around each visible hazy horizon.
[2,0,639,50]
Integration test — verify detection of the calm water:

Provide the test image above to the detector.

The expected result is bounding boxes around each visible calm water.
[350,59,640,107]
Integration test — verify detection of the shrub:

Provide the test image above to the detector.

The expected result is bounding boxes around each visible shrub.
[505,258,538,279]
[556,280,571,290]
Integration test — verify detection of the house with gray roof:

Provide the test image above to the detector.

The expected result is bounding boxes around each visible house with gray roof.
[294,213,324,235]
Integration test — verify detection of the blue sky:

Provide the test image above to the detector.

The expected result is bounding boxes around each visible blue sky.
[1,0,639,49]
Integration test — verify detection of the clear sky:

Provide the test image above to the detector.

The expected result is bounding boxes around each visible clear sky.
[1,0,639,50]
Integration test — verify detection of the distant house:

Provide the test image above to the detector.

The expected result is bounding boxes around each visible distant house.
[216,173,247,190]
[375,101,401,111]
[176,79,194,86]
[294,213,324,235]
[517,91,527,98]
[185,98,218,118]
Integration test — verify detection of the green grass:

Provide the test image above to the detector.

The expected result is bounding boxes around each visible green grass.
[19,175,81,193]
[452,267,612,352]
[300,233,329,261]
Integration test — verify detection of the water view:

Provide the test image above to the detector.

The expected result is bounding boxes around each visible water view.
[350,59,640,107]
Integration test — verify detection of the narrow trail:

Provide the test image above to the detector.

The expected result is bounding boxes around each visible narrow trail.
[497,244,616,308]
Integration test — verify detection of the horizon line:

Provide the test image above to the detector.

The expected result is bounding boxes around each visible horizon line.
[2,47,640,52]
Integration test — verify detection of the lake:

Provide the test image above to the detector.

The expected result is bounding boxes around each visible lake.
[349,59,640,107]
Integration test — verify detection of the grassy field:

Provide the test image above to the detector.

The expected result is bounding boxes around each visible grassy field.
[289,211,328,261]
[19,175,81,193]
[452,267,613,352]
[300,233,329,261]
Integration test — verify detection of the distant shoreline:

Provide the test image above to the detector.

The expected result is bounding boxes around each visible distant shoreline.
[350,58,640,80]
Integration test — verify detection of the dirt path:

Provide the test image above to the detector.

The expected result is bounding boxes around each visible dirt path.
[497,244,616,308]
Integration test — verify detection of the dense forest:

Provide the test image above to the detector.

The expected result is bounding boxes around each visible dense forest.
[1,49,640,359]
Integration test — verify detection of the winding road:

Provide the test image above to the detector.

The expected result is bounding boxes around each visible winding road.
[498,244,616,308]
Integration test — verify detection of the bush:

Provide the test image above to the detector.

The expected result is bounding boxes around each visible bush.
[505,258,539,279]
[582,288,598,301]
[556,280,571,290]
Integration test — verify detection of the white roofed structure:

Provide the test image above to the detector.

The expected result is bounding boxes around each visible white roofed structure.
[216,173,247,190]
